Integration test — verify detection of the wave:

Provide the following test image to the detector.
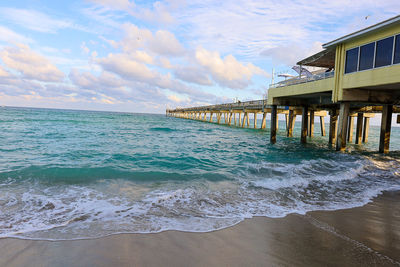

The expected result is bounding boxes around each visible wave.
[1,156,399,240]
[149,127,175,132]
[0,166,230,184]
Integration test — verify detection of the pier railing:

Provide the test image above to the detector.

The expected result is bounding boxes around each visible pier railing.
[170,99,268,112]
[269,71,334,89]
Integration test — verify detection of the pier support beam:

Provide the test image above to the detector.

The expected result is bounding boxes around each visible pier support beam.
[254,113,257,128]
[270,105,277,144]
[336,103,350,151]
[308,110,314,137]
[329,110,338,145]
[320,116,326,136]
[228,112,233,126]
[234,113,236,125]
[379,104,393,153]
[355,113,363,144]
[261,112,267,129]
[217,113,221,124]
[287,110,296,137]
[301,106,308,144]
[362,117,370,143]
[242,112,247,127]
[347,116,354,142]
[238,113,241,126]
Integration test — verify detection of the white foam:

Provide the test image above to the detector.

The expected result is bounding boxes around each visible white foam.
[1,156,400,240]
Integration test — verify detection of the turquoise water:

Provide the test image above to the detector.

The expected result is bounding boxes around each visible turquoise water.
[0,107,400,240]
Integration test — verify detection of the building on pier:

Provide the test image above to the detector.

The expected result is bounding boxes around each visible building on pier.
[267,15,400,153]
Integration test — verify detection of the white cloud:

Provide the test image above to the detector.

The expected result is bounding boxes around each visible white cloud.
[0,44,64,82]
[158,57,173,69]
[0,65,10,77]
[117,23,185,57]
[98,53,157,82]
[86,0,135,10]
[149,30,185,56]
[133,1,175,24]
[261,42,323,66]
[132,50,153,64]
[69,68,124,90]
[0,25,33,44]
[81,42,90,54]
[174,66,213,86]
[167,94,190,103]
[0,8,75,33]
[171,0,400,59]
[195,47,267,89]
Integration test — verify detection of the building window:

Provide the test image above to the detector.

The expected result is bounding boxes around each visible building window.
[359,42,375,71]
[345,47,359,73]
[394,34,400,64]
[375,36,394,68]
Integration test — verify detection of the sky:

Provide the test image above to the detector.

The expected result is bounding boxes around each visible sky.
[0,1,399,114]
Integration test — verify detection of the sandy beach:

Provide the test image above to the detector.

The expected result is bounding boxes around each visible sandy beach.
[0,190,399,267]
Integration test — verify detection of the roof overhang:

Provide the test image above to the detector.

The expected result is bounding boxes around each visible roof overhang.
[297,48,335,68]
[323,15,400,49]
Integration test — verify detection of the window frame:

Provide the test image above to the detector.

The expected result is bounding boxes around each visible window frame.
[344,47,359,74]
[393,34,400,65]
[374,36,394,68]
[358,41,375,71]
[344,33,400,75]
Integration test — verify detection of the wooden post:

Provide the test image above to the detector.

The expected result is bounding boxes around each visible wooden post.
[270,105,277,144]
[320,116,326,136]
[287,110,296,137]
[254,113,257,128]
[238,113,241,126]
[234,113,236,125]
[308,110,315,137]
[246,112,250,127]
[242,112,247,127]
[301,106,308,143]
[217,113,221,124]
[336,103,350,151]
[209,112,213,123]
[261,112,267,129]
[347,116,354,142]
[355,113,363,144]
[379,104,393,153]
[328,110,338,145]
[362,117,370,143]
[228,113,233,126]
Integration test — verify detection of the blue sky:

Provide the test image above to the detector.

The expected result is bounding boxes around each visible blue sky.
[0,0,399,113]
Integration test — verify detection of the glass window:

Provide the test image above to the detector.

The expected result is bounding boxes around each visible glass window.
[345,47,359,73]
[375,36,394,67]
[358,42,375,71]
[394,34,400,64]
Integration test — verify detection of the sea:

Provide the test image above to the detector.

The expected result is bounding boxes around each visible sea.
[0,106,399,240]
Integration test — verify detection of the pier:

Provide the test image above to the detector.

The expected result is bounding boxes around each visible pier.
[168,16,400,153]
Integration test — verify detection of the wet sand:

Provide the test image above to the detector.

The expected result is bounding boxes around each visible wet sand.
[1,191,399,267]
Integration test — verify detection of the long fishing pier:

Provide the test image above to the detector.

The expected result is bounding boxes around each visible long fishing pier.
[166,100,329,143]
[166,101,392,150]
[168,16,400,153]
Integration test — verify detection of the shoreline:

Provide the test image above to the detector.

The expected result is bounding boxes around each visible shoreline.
[1,190,399,266]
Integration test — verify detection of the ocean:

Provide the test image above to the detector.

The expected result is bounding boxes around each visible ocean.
[0,106,399,240]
